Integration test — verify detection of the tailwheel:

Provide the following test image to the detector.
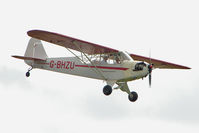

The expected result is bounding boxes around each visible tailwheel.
[26,71,30,77]
[103,85,112,96]
[128,91,138,102]
[26,67,33,77]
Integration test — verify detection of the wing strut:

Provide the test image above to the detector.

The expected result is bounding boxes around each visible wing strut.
[65,43,107,80]
[73,41,106,80]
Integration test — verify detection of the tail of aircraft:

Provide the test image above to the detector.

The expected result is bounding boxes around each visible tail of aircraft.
[12,38,48,66]
[25,38,48,60]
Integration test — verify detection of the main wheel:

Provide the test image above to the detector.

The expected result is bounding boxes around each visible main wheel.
[26,72,30,77]
[103,85,112,96]
[128,91,138,102]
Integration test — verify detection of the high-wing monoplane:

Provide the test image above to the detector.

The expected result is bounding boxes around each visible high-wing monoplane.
[12,30,190,102]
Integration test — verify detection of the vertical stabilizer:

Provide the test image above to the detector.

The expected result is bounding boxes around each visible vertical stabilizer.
[25,38,48,59]
[24,38,48,65]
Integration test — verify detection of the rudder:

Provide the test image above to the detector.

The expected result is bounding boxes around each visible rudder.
[23,38,48,66]
[25,38,48,59]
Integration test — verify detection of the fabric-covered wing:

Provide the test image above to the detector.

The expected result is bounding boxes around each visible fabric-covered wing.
[27,30,190,69]
[27,30,118,55]
[130,53,190,69]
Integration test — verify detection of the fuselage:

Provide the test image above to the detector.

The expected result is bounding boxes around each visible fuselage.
[28,57,149,82]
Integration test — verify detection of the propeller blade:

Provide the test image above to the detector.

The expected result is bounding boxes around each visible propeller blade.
[149,49,151,64]
[149,73,152,87]
[148,50,153,87]
[148,64,153,87]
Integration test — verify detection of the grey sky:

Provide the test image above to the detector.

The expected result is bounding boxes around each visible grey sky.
[1,0,199,133]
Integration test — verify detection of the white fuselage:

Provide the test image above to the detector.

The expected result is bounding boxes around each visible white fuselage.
[29,57,149,82]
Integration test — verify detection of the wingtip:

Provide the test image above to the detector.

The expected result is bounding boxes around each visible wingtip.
[27,29,44,35]
[175,65,191,69]
[27,29,38,36]
[185,66,191,69]
[27,30,34,37]
[179,65,191,69]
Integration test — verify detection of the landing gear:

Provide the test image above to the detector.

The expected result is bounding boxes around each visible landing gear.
[103,82,138,102]
[26,71,30,77]
[103,85,112,96]
[115,82,138,102]
[26,67,33,77]
[128,91,138,102]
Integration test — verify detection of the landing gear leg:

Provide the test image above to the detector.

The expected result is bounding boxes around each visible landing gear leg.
[116,82,138,102]
[26,67,33,77]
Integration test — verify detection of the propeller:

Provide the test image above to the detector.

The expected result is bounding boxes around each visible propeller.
[148,64,153,87]
[148,50,153,87]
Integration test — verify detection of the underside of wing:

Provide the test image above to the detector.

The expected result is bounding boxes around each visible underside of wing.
[27,30,118,55]
[130,53,190,69]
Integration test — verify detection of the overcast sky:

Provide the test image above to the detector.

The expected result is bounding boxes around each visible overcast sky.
[0,0,199,133]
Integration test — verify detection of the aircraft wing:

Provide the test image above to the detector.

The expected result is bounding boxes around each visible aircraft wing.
[27,30,118,55]
[27,30,190,69]
[130,53,190,69]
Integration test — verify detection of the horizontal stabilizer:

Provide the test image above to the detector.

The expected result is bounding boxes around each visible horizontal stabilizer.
[12,55,46,61]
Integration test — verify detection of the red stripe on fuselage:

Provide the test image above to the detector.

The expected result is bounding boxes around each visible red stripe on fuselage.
[75,65,128,70]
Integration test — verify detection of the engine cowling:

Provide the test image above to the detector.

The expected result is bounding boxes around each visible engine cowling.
[134,62,147,71]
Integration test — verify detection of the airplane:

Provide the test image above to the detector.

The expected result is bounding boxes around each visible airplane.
[12,30,191,102]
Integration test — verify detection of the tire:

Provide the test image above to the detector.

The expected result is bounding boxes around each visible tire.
[103,85,112,96]
[128,91,138,102]
[26,72,30,77]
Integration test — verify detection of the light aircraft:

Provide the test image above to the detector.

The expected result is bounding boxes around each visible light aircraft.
[12,30,190,102]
